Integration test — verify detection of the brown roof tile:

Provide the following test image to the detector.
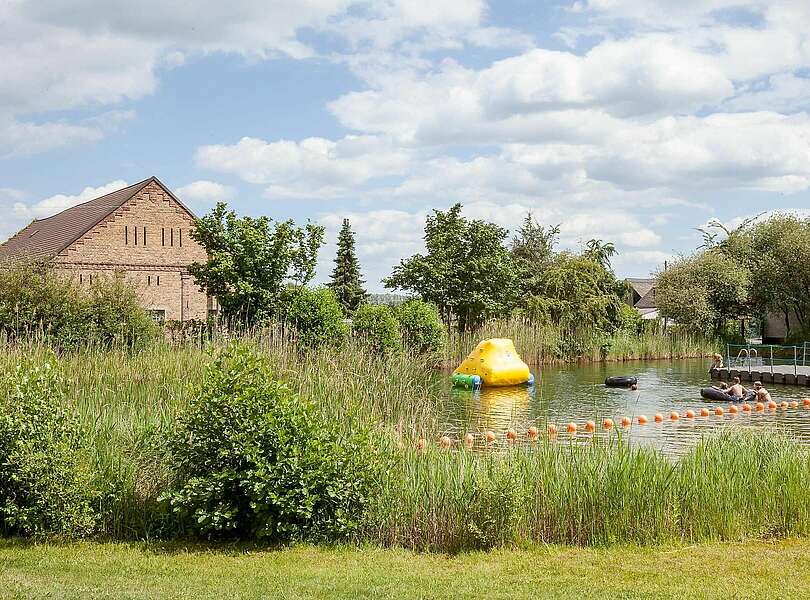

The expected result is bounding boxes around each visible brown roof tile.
[0,177,183,261]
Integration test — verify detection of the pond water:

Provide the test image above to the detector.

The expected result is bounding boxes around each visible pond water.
[438,358,810,457]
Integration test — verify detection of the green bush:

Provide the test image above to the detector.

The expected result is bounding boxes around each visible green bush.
[87,274,160,348]
[0,358,97,537]
[0,262,159,349]
[616,303,644,334]
[163,342,382,541]
[279,286,349,348]
[352,304,401,354]
[394,299,445,354]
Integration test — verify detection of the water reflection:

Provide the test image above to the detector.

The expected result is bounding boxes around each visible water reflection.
[438,359,810,457]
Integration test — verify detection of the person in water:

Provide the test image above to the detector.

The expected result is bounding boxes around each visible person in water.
[727,376,748,400]
[710,353,724,370]
[753,381,772,403]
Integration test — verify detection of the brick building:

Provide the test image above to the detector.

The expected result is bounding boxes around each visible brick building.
[0,177,215,322]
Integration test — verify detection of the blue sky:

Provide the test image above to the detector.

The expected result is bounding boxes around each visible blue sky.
[2,0,809,291]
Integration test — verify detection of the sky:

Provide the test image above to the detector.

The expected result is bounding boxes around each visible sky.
[1,0,810,292]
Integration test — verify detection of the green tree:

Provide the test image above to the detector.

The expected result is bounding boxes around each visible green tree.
[522,252,625,332]
[352,304,401,354]
[383,204,517,332]
[278,286,349,348]
[189,203,325,323]
[327,218,367,314]
[510,214,559,298]
[655,250,748,335]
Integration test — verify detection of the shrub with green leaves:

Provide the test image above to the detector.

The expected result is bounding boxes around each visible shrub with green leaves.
[163,342,382,541]
[0,358,97,537]
[0,262,159,349]
[352,304,402,354]
[394,299,445,354]
[279,286,349,348]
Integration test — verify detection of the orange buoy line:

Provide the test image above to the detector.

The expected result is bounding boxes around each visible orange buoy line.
[418,396,809,449]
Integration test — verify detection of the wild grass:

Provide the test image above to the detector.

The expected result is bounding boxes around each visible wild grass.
[373,431,810,550]
[444,320,715,366]
[2,337,805,550]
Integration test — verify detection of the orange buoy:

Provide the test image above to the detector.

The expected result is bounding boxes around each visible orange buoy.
[700,407,710,417]
[527,426,538,441]
[780,401,789,409]
[715,406,724,416]
[416,438,427,450]
[621,416,632,428]
[803,398,810,407]
[685,409,695,419]
[790,401,799,409]
[670,410,680,421]
[439,435,452,449]
[548,424,559,436]
[602,418,614,430]
[654,413,664,423]
[485,430,496,443]
[742,403,751,412]
[506,428,517,442]
[637,415,648,425]
[729,405,738,415]
[566,422,578,434]
[585,420,596,432]
[464,433,475,448]
[767,400,777,410]
[755,402,765,412]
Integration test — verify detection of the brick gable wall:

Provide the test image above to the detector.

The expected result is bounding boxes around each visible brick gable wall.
[53,181,212,321]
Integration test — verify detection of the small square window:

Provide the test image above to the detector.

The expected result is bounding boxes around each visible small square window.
[149,309,166,323]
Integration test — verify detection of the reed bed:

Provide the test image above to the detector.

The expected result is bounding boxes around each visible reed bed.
[2,338,806,549]
[444,320,715,366]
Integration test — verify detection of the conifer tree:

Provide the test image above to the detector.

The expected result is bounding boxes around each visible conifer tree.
[328,218,367,313]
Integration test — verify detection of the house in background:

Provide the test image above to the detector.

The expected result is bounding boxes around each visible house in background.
[625,278,659,320]
[0,177,215,322]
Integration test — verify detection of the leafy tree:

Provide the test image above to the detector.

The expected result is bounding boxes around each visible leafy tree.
[745,215,810,339]
[352,304,401,354]
[521,252,625,332]
[655,250,748,335]
[394,299,445,354]
[584,239,617,270]
[384,204,517,332]
[328,218,367,314]
[510,214,559,298]
[278,286,349,348]
[189,203,325,323]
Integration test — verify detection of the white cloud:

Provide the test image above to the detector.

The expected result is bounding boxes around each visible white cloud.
[1,0,517,157]
[175,180,236,205]
[13,180,130,221]
[196,135,412,198]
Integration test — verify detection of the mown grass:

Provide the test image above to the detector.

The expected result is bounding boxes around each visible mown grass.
[3,538,810,599]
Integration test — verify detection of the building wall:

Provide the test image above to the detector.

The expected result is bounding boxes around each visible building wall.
[53,181,212,321]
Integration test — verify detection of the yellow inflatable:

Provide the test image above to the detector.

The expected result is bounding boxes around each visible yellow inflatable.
[453,338,533,387]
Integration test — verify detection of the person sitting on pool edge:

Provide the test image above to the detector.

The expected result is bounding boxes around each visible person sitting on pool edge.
[753,381,772,403]
[727,376,748,400]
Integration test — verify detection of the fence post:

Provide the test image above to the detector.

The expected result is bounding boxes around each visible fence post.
[770,346,774,375]
[795,346,798,377]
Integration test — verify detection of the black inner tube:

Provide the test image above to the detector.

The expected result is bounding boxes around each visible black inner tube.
[605,376,638,387]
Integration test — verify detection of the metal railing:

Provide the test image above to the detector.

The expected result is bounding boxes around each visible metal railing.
[726,343,807,376]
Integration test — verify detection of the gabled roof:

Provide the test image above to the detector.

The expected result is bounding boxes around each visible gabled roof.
[625,277,655,298]
[0,177,194,261]
[635,287,657,309]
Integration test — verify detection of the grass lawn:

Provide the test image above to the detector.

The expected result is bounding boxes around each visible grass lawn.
[2,538,810,599]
